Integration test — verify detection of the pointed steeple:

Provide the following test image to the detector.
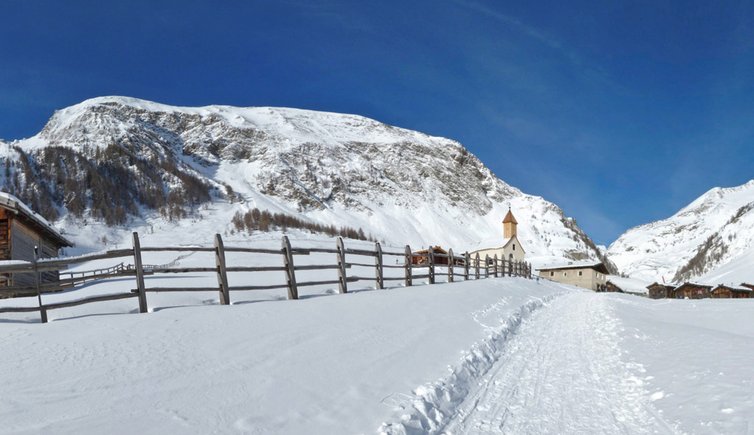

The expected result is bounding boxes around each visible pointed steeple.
[503,207,518,239]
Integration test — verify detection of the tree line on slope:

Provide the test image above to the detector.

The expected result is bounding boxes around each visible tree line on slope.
[231,208,374,241]
[1,145,212,225]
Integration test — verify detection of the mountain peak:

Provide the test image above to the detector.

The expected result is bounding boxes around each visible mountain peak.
[2,96,605,266]
[608,179,754,282]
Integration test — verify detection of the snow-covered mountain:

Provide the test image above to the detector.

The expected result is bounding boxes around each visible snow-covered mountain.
[1,96,609,267]
[608,180,754,282]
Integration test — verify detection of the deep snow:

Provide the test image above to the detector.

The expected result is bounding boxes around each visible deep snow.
[1,274,564,434]
[2,259,753,434]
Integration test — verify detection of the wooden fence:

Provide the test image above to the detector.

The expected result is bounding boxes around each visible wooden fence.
[0,233,533,323]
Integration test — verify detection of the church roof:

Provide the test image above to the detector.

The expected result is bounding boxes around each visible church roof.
[502,209,518,224]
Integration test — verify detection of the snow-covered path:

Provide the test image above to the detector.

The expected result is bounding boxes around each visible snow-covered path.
[441,293,673,434]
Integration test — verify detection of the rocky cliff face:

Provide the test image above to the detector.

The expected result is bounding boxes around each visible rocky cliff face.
[1,96,609,265]
[607,180,754,282]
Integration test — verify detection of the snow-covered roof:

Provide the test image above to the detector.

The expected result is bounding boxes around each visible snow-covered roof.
[536,261,608,274]
[712,284,752,292]
[675,282,713,289]
[605,275,652,295]
[468,235,524,254]
[0,192,73,247]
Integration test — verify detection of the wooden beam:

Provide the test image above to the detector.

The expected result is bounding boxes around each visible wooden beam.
[336,237,348,294]
[464,251,470,280]
[404,245,412,287]
[33,247,47,323]
[214,234,230,305]
[448,248,454,283]
[375,242,384,290]
[428,248,435,284]
[282,236,298,300]
[132,232,148,314]
[475,253,480,279]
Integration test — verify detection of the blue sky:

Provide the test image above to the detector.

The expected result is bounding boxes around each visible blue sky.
[2,1,754,245]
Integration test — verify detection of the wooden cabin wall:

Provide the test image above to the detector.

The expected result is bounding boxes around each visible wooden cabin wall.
[0,209,10,261]
[9,218,61,286]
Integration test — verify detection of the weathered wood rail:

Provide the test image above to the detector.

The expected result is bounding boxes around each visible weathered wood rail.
[0,233,533,323]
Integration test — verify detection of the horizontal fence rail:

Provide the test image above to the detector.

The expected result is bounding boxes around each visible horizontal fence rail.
[0,233,533,323]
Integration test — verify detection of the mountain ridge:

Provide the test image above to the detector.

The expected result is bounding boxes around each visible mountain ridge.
[1,96,612,269]
[607,179,754,282]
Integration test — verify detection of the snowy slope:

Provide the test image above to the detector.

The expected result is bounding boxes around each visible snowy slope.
[2,96,609,267]
[0,272,569,434]
[2,270,752,434]
[607,180,754,282]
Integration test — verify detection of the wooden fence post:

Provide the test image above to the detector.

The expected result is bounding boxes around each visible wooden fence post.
[493,254,499,278]
[448,248,454,283]
[404,245,413,287]
[508,259,513,277]
[484,255,490,278]
[375,242,384,290]
[282,236,298,300]
[132,232,148,314]
[33,246,47,323]
[464,252,470,280]
[428,248,435,284]
[337,237,348,294]
[475,253,480,279]
[214,234,230,305]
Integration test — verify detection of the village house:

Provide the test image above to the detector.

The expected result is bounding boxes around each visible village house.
[672,282,712,299]
[646,282,675,299]
[536,261,609,291]
[0,193,73,287]
[710,284,752,299]
[469,208,525,264]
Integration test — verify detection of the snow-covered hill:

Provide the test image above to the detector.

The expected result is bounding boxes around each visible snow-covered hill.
[608,180,754,282]
[1,96,609,267]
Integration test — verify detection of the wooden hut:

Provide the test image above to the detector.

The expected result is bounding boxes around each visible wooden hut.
[604,280,624,293]
[0,193,73,287]
[646,282,675,299]
[672,282,712,299]
[411,246,450,265]
[710,285,752,299]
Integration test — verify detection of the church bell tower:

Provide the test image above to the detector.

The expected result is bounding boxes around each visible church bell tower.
[503,208,518,239]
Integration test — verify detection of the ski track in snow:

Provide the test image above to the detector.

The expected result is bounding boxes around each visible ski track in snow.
[383,293,677,435]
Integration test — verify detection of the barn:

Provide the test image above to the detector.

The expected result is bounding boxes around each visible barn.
[646,282,675,299]
[411,246,451,265]
[710,284,752,299]
[0,193,73,287]
[672,282,712,299]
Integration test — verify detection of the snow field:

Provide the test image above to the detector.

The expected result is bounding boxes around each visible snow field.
[0,268,564,434]
[613,296,754,434]
[3,245,753,435]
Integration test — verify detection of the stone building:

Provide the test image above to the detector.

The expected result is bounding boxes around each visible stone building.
[536,261,609,291]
